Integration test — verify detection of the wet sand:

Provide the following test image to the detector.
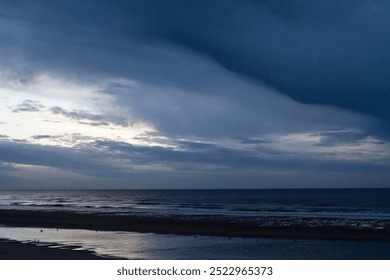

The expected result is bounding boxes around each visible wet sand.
[0,238,118,260]
[1,209,389,242]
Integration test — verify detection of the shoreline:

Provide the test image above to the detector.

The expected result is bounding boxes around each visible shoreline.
[0,209,389,242]
[0,238,121,260]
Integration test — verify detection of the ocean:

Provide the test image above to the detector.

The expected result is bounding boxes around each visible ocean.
[1,188,390,219]
[0,188,389,259]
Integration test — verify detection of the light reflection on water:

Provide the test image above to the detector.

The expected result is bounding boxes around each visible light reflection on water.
[0,226,165,259]
[1,226,390,259]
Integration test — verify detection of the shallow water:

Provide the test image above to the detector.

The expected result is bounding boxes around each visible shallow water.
[0,226,389,260]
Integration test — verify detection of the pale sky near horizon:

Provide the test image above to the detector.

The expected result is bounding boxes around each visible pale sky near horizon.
[1,0,390,188]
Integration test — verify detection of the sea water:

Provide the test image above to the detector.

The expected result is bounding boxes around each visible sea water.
[0,189,389,221]
[0,189,389,259]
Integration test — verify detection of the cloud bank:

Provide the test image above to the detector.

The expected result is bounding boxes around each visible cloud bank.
[0,0,389,188]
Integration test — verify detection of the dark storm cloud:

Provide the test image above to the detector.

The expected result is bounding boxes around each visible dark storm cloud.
[1,0,389,125]
[1,0,390,188]
[103,78,374,138]
[135,0,390,123]
[0,0,388,139]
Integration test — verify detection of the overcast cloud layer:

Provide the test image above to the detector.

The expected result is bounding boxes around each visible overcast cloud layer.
[0,0,389,188]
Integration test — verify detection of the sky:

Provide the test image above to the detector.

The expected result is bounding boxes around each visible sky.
[0,0,390,189]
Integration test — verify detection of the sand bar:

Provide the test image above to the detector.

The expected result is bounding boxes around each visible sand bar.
[1,209,389,242]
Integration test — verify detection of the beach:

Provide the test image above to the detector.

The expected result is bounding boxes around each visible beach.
[1,225,390,260]
[0,208,389,242]
[0,238,114,260]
